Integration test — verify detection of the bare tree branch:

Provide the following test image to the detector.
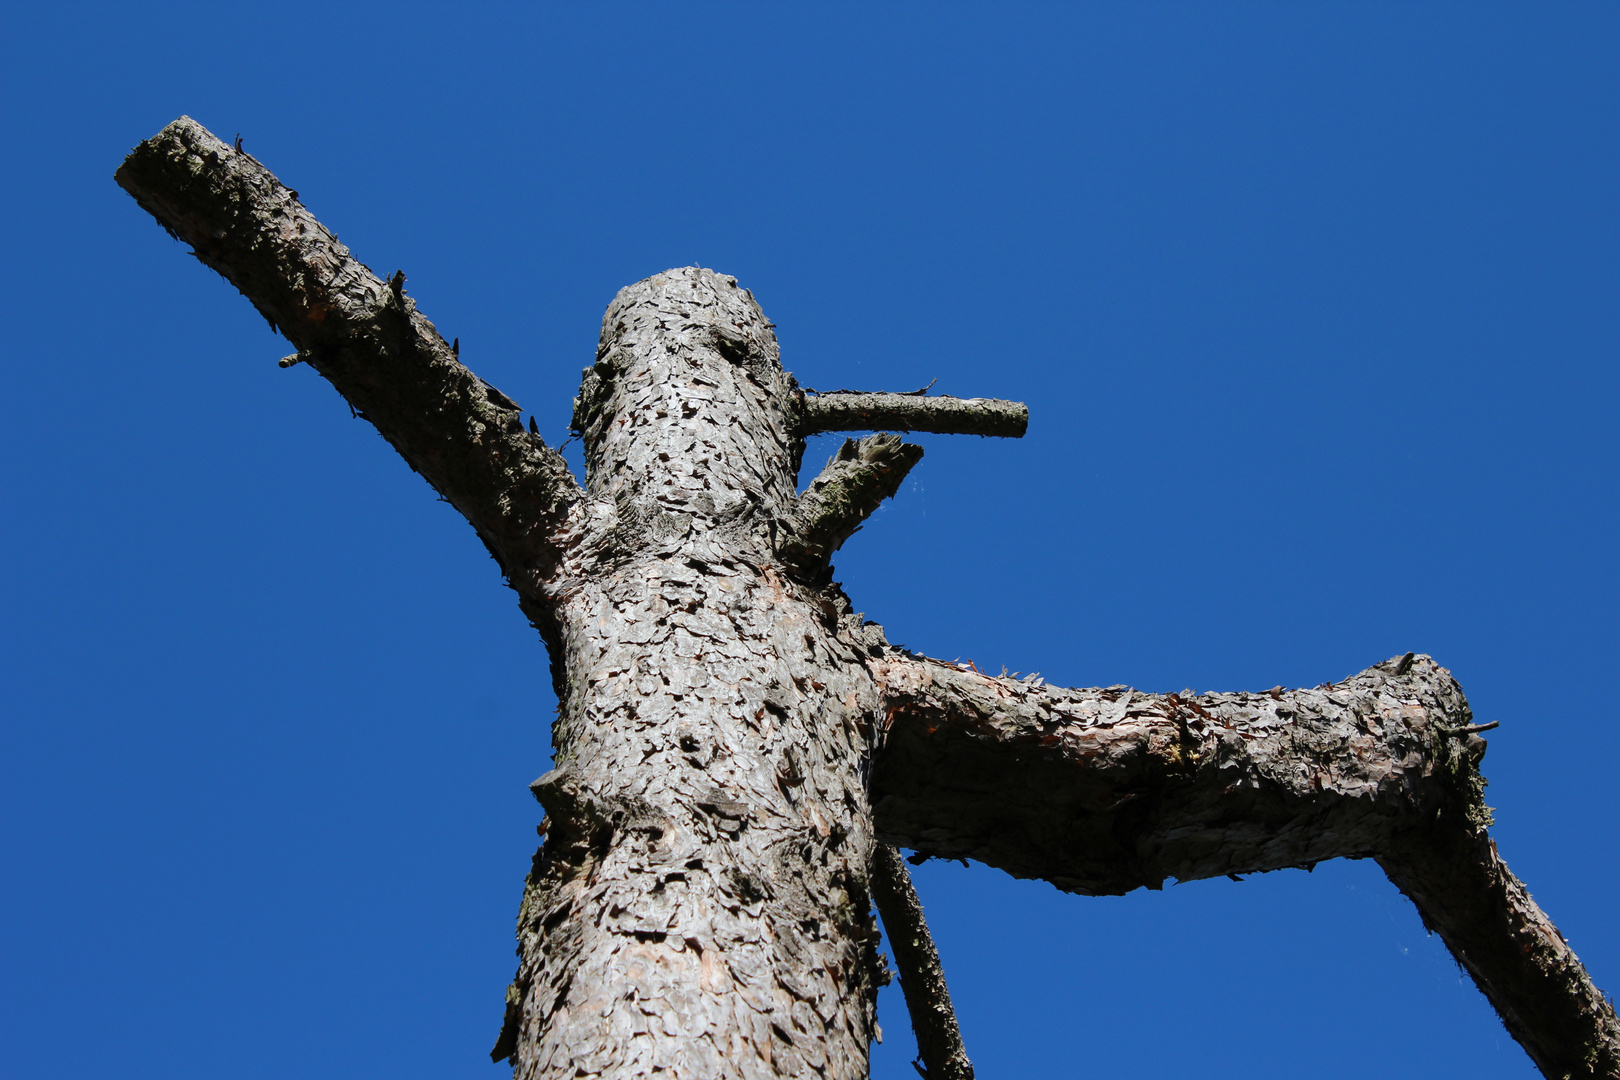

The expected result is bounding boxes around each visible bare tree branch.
[870,844,975,1080]
[868,651,1620,1079]
[869,651,1468,890]
[778,434,924,571]
[115,117,581,589]
[1380,832,1620,1078]
[797,392,1028,439]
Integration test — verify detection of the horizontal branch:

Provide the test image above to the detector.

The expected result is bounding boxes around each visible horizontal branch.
[797,392,1028,438]
[116,117,580,586]
[868,651,1619,1080]
[777,434,923,570]
[870,650,1468,891]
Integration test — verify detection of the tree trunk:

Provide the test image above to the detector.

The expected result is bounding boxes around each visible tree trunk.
[116,116,1620,1080]
[494,269,894,1079]
[870,651,1620,1078]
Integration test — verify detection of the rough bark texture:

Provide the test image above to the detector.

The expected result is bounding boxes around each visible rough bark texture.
[868,651,1472,891]
[870,651,1620,1079]
[778,434,924,572]
[118,115,1618,1080]
[870,845,974,1080]
[499,270,892,1080]
[114,118,579,611]
[797,391,1028,439]
[1381,835,1620,1079]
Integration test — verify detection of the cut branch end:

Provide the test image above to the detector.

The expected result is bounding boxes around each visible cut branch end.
[798,391,1027,439]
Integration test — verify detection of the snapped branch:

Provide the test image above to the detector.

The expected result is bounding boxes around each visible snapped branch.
[870,844,975,1080]
[777,434,923,572]
[115,117,580,588]
[797,391,1028,439]
[868,651,1620,1080]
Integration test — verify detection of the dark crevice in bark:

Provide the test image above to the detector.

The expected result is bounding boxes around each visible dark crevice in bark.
[870,844,974,1080]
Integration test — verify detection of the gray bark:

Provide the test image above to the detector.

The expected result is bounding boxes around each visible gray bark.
[500,269,890,1080]
[118,115,1618,1080]
[870,651,1620,1078]
[113,118,578,597]
[778,435,924,572]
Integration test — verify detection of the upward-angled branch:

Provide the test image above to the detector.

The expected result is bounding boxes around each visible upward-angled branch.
[868,651,1620,1080]
[778,433,924,571]
[116,117,580,587]
[797,391,1028,439]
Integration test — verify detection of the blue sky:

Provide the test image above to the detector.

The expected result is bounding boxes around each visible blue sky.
[3,5,1616,1078]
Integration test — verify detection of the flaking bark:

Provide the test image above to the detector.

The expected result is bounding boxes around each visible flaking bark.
[778,434,925,572]
[118,115,1617,1080]
[499,270,891,1080]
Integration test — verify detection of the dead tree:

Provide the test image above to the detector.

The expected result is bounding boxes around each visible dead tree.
[117,116,1620,1080]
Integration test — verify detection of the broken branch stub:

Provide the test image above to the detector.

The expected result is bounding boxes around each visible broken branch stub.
[797,391,1028,439]
[779,433,925,572]
[118,116,1612,1080]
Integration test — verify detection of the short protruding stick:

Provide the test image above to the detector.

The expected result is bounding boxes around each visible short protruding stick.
[871,843,975,1080]
[779,434,923,570]
[799,392,1028,439]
